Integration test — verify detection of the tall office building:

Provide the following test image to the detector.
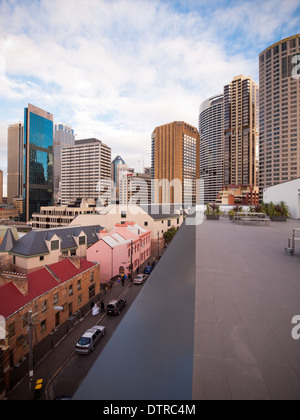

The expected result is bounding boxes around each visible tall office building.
[61,138,111,205]
[152,121,200,205]
[111,155,128,204]
[53,123,75,203]
[120,171,151,205]
[7,122,24,204]
[223,75,259,188]
[23,104,54,222]
[111,155,126,185]
[199,94,224,204]
[259,34,300,194]
[151,131,156,203]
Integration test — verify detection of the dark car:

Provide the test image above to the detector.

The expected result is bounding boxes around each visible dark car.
[106,299,127,315]
[143,266,153,275]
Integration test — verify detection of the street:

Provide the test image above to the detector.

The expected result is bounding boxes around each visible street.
[44,277,149,400]
[47,280,144,400]
[6,253,162,401]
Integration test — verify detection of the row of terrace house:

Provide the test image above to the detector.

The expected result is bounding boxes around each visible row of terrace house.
[7,225,104,274]
[87,222,152,283]
[0,257,100,394]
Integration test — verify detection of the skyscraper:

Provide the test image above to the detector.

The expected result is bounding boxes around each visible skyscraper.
[111,155,125,186]
[259,34,300,194]
[152,121,200,205]
[7,122,24,204]
[223,75,259,188]
[23,104,54,222]
[199,94,224,204]
[61,138,111,205]
[111,155,128,204]
[53,123,75,203]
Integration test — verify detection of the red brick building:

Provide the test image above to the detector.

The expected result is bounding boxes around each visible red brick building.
[216,185,259,206]
[0,257,100,392]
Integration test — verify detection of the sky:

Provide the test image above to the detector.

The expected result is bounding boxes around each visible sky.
[0,0,300,195]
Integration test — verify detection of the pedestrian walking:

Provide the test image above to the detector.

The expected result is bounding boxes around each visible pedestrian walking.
[121,275,125,287]
[100,299,105,313]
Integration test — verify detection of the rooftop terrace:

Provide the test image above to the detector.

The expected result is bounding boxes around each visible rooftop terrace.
[194,217,300,400]
[74,217,300,400]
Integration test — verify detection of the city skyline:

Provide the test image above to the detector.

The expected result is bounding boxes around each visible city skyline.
[0,0,300,195]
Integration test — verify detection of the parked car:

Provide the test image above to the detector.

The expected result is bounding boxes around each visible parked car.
[75,325,106,355]
[143,266,153,275]
[106,299,127,315]
[133,274,148,285]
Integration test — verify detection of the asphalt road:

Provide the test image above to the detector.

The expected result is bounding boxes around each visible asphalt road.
[46,279,145,400]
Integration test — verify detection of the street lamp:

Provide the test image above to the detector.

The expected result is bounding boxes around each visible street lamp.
[28,305,64,399]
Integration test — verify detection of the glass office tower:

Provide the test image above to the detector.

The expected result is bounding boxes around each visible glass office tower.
[111,155,125,185]
[23,104,54,222]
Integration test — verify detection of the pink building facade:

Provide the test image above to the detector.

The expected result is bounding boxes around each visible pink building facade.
[87,222,151,283]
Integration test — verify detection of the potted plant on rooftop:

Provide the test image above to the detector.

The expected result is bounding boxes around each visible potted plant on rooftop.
[205,203,223,220]
[249,204,267,218]
[228,205,243,220]
[267,201,290,221]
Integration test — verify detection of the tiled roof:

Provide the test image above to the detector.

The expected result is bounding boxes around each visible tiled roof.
[0,267,57,318]
[10,225,103,256]
[139,204,181,219]
[0,258,97,319]
[0,228,18,252]
[48,258,96,283]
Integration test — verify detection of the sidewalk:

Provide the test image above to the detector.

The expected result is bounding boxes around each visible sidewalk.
[6,251,164,400]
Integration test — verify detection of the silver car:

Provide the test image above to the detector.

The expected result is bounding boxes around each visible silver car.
[133,274,148,285]
[75,325,106,355]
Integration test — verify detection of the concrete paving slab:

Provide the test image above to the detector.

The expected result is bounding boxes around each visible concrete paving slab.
[194,218,300,400]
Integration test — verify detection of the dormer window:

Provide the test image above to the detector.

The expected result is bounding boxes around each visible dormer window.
[79,236,86,246]
[51,240,59,251]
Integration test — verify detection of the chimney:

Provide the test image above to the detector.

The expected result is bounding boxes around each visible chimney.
[0,272,28,296]
[12,273,28,296]
[69,256,81,270]
[58,255,81,270]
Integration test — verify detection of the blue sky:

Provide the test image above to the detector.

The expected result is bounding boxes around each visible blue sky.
[0,0,300,194]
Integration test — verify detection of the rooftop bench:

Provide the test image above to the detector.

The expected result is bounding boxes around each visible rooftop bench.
[233,213,270,226]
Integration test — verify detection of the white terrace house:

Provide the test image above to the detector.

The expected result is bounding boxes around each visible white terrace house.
[8,225,103,274]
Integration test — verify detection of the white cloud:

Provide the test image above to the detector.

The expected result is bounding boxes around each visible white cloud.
[212,0,300,46]
[0,0,299,183]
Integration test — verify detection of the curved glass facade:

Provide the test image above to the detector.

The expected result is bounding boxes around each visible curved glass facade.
[199,94,224,204]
